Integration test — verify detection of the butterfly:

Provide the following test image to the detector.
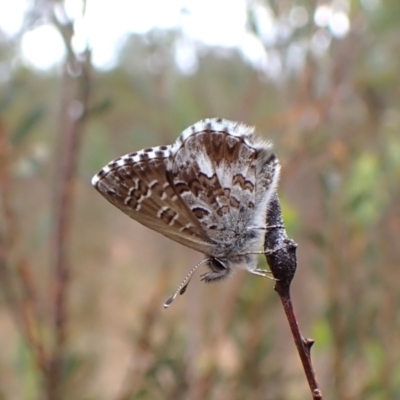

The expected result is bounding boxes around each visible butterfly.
[92,118,280,307]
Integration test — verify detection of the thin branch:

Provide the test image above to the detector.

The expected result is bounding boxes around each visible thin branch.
[264,194,323,400]
[48,5,92,397]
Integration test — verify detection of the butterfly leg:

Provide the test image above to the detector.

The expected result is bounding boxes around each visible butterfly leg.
[247,224,284,230]
[241,245,287,257]
[242,247,288,281]
[250,268,277,281]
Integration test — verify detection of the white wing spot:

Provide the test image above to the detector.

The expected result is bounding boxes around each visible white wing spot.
[91,174,100,186]
[148,180,158,188]
[157,206,169,218]
[180,223,194,232]
[169,212,179,226]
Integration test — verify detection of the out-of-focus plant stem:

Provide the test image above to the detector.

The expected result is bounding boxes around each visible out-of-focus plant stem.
[47,5,92,398]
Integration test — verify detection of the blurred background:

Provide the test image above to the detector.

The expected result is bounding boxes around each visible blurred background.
[1,0,400,399]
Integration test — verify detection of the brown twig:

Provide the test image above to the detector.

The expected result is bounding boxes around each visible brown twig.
[264,194,323,400]
[48,6,92,397]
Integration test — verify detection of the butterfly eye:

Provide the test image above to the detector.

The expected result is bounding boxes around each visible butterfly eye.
[209,258,227,273]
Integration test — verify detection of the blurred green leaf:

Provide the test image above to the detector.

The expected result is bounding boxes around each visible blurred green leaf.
[11,106,45,145]
[16,338,40,400]
[366,340,384,374]
[312,319,333,350]
[344,152,387,227]
[87,97,113,116]
[280,199,299,233]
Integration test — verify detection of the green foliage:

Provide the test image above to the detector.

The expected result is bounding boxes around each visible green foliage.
[312,319,333,351]
[11,106,45,145]
[15,339,41,400]
[344,152,386,227]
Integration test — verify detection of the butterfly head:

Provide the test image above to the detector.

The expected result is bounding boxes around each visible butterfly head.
[201,257,231,283]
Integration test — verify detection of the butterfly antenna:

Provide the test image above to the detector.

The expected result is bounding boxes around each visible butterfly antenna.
[164,258,210,309]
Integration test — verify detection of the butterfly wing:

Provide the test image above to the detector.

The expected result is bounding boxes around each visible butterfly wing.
[167,119,280,257]
[92,148,214,254]
[92,119,280,258]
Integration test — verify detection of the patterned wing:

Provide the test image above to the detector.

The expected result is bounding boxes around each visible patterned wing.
[167,119,280,256]
[91,118,280,258]
[92,147,213,253]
